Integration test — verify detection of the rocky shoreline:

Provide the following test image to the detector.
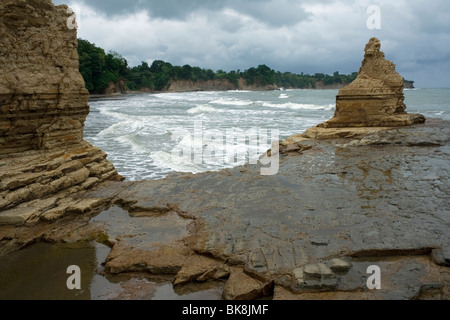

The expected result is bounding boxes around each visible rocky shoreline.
[1,118,449,299]
[90,81,415,101]
[89,82,363,99]
[0,0,448,300]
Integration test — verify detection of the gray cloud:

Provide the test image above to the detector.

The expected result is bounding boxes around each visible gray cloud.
[227,0,310,27]
[52,0,450,87]
[58,0,310,26]
[64,0,215,18]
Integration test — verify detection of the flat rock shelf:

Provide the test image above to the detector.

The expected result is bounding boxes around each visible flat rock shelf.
[1,119,448,300]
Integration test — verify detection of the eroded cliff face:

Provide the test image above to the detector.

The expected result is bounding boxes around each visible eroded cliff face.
[0,0,88,153]
[0,0,122,226]
[167,78,278,92]
[319,37,425,128]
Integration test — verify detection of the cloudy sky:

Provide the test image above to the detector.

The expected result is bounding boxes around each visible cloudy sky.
[53,0,450,88]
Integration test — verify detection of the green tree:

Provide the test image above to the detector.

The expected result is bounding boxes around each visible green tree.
[226,70,239,87]
[149,60,174,90]
[77,39,131,93]
[204,69,215,81]
[215,69,228,80]
[76,38,380,93]
[77,39,106,92]
[127,61,152,90]
[181,65,193,80]
[106,51,128,78]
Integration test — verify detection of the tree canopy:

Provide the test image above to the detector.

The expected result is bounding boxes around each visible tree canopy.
[76,38,364,94]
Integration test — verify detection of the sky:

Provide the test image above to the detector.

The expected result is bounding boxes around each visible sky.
[53,0,450,88]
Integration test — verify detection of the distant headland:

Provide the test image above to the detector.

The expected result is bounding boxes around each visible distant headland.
[78,39,414,95]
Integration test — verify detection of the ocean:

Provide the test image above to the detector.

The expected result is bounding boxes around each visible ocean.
[84,88,450,181]
[1,88,448,301]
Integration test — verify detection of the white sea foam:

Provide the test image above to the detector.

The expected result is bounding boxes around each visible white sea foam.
[262,102,335,111]
[86,89,353,180]
[211,98,254,106]
[227,90,252,93]
[98,107,148,124]
[97,120,143,137]
[115,134,149,154]
[151,139,265,174]
[154,91,220,103]
[151,150,203,174]
[187,105,225,114]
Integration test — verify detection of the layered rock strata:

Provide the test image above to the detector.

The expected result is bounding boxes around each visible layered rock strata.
[0,0,122,225]
[166,78,278,93]
[319,37,425,128]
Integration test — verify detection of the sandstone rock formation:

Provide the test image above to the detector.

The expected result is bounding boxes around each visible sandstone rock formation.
[319,37,425,128]
[0,4,448,301]
[167,79,278,93]
[0,0,122,226]
[104,79,127,95]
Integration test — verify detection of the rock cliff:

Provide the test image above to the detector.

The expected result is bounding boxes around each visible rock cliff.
[104,79,127,95]
[319,38,425,128]
[167,78,278,92]
[167,79,237,92]
[0,0,122,226]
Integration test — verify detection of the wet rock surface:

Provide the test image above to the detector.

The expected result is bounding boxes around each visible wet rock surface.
[2,119,447,300]
[105,119,450,299]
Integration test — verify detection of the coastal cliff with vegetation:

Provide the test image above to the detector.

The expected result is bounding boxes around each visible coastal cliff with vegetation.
[77,39,414,95]
[0,0,447,301]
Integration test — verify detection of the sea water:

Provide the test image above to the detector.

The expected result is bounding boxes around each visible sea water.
[84,88,450,181]
[2,88,448,300]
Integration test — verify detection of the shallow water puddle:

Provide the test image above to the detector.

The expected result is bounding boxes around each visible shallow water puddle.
[0,241,223,300]
[91,205,191,246]
[0,205,222,300]
[0,241,103,300]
